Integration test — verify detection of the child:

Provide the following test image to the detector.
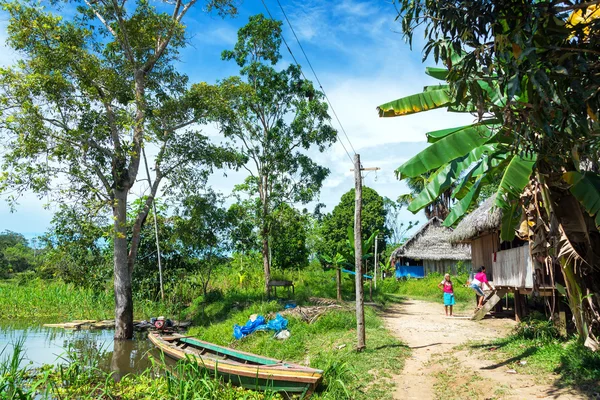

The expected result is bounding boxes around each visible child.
[469,266,495,310]
[438,273,455,316]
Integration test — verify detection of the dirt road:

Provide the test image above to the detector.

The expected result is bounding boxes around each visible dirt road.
[382,299,588,400]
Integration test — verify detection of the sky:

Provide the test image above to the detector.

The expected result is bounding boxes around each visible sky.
[0,0,474,240]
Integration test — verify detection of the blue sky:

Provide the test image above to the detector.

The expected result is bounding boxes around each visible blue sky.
[0,0,473,240]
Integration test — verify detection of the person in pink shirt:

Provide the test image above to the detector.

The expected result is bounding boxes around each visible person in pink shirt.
[469,266,494,310]
[438,273,455,316]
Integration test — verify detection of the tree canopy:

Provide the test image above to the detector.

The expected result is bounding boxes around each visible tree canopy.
[319,187,388,258]
[215,14,337,291]
[0,0,240,339]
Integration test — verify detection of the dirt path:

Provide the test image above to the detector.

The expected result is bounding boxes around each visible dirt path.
[382,299,588,400]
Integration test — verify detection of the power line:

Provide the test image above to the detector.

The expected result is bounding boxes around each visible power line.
[274,0,358,156]
[259,0,355,166]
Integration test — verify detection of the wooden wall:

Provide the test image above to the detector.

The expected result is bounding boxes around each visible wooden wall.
[492,245,533,288]
[470,232,499,278]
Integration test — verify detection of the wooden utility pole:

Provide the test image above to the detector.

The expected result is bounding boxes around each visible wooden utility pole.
[374,234,378,289]
[351,158,380,352]
[354,153,365,351]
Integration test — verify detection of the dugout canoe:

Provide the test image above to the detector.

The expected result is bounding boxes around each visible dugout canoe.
[148,332,322,398]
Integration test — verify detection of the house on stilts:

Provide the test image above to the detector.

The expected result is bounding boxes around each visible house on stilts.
[449,195,561,322]
[390,217,471,278]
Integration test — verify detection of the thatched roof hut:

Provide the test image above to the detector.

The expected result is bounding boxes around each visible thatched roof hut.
[391,217,471,263]
[449,195,502,244]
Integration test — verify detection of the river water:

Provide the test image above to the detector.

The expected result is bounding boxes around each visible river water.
[0,324,170,379]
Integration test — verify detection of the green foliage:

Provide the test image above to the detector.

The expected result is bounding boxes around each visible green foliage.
[0,0,241,338]
[0,279,168,322]
[38,206,111,289]
[512,317,560,342]
[0,231,37,277]
[217,13,337,283]
[319,187,388,258]
[270,203,309,270]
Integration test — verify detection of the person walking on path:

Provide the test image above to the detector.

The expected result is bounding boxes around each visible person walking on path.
[438,273,455,316]
[469,266,495,310]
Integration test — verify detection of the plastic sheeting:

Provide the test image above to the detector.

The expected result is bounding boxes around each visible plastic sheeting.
[233,313,289,340]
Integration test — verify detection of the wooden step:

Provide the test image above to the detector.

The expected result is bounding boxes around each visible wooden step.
[472,289,507,321]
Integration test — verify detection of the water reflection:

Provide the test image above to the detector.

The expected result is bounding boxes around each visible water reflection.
[0,325,166,377]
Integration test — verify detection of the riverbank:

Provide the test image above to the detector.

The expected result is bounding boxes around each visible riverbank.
[1,272,410,399]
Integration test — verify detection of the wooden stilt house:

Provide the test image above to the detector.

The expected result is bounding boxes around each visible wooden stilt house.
[449,196,559,321]
[390,217,471,278]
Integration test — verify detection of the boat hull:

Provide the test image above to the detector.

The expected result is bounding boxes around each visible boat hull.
[148,332,321,397]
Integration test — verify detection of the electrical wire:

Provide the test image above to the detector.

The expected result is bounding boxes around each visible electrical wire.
[274,0,358,156]
[259,0,355,166]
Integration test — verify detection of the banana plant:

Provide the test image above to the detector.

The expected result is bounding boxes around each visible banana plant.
[377,66,538,241]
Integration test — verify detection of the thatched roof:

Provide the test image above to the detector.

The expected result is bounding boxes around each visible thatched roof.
[390,217,471,262]
[449,195,502,243]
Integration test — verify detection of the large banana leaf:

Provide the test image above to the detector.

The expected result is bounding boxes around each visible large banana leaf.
[396,122,498,179]
[494,153,537,241]
[452,151,510,200]
[495,153,537,209]
[407,143,498,212]
[377,88,453,117]
[563,171,600,228]
[425,67,448,80]
[443,177,485,227]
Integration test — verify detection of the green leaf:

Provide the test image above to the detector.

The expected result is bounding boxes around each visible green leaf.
[555,282,567,297]
[406,143,497,213]
[500,200,520,242]
[494,153,537,241]
[425,67,448,80]
[563,171,600,228]
[377,88,453,117]
[443,177,484,227]
[495,153,537,209]
[396,122,498,179]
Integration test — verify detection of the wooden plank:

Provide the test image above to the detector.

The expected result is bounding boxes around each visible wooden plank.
[472,289,507,321]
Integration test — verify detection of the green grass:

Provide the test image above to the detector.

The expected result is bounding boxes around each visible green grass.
[378,273,476,310]
[0,279,169,322]
[187,305,409,399]
[462,319,600,394]
[0,338,280,400]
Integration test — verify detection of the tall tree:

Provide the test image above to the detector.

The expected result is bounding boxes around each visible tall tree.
[320,187,388,259]
[0,0,239,339]
[216,15,337,292]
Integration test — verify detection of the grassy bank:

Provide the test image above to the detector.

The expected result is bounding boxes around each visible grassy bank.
[0,279,169,322]
[462,318,600,394]
[186,304,408,399]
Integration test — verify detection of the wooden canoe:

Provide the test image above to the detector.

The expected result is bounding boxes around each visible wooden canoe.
[148,332,322,398]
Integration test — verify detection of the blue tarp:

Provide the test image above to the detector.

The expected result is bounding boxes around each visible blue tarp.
[341,268,373,280]
[233,313,289,340]
[395,265,425,279]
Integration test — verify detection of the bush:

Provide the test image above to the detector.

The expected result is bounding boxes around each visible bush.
[512,318,560,342]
